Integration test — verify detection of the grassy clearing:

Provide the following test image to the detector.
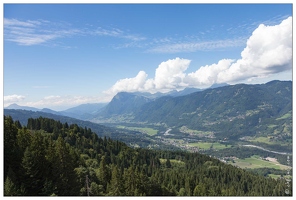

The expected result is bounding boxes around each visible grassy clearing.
[116,126,158,136]
[187,142,230,150]
[268,174,282,179]
[180,126,212,135]
[248,136,290,146]
[159,158,185,166]
[267,124,278,129]
[276,111,292,120]
[268,174,292,180]
[233,155,290,170]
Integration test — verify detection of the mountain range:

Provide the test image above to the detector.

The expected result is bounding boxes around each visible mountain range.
[138,80,291,139]
[4,85,218,119]
[5,102,107,120]
[5,80,292,142]
[4,80,292,154]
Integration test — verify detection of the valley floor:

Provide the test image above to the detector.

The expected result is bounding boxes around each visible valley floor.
[107,123,292,179]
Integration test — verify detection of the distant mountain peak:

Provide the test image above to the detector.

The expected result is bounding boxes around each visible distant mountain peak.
[6,103,20,108]
[5,103,40,111]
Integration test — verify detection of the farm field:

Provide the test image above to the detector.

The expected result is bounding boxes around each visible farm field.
[231,155,291,170]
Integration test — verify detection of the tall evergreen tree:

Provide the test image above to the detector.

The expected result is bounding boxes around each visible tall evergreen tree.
[51,136,80,196]
[4,116,21,179]
[17,127,31,153]
[98,156,111,191]
[21,132,48,195]
[4,168,19,196]
[107,165,123,196]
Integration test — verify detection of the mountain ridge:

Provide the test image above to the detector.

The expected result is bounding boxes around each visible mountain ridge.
[4,82,230,118]
[94,80,292,141]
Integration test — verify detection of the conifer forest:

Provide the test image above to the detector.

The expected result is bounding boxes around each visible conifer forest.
[4,116,292,196]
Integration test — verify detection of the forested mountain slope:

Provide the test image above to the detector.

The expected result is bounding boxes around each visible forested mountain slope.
[3,109,163,149]
[61,103,107,120]
[133,80,292,140]
[4,116,291,196]
[98,92,152,117]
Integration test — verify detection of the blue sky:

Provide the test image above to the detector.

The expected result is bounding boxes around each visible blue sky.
[3,3,293,110]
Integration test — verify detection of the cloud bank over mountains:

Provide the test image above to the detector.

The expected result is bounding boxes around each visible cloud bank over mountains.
[105,17,292,96]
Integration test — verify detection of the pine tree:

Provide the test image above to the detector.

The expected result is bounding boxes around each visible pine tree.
[4,168,18,196]
[90,182,104,196]
[123,166,136,196]
[193,184,207,196]
[17,127,31,153]
[98,156,111,192]
[178,188,186,196]
[107,165,123,196]
[52,136,80,196]
[21,132,48,195]
[165,158,171,168]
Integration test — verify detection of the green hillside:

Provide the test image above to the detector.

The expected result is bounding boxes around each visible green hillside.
[4,116,292,196]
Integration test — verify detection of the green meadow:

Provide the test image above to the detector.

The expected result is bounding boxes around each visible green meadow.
[187,142,231,150]
[117,125,158,136]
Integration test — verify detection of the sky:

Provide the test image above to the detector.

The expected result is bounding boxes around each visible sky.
[2,3,293,111]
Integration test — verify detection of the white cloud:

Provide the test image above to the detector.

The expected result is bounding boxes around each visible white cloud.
[23,95,108,111]
[185,59,235,88]
[4,18,40,27]
[216,16,292,84]
[148,38,246,53]
[105,17,292,96]
[153,58,191,91]
[4,18,146,46]
[104,71,148,95]
[95,27,145,41]
[104,57,191,96]
[4,94,26,106]
[4,18,81,46]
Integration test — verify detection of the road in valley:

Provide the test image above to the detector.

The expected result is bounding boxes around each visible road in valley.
[242,144,292,155]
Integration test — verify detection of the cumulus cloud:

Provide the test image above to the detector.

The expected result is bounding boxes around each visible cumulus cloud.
[153,58,191,91]
[104,57,191,96]
[185,59,235,88]
[105,16,292,96]
[105,71,148,95]
[216,16,292,83]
